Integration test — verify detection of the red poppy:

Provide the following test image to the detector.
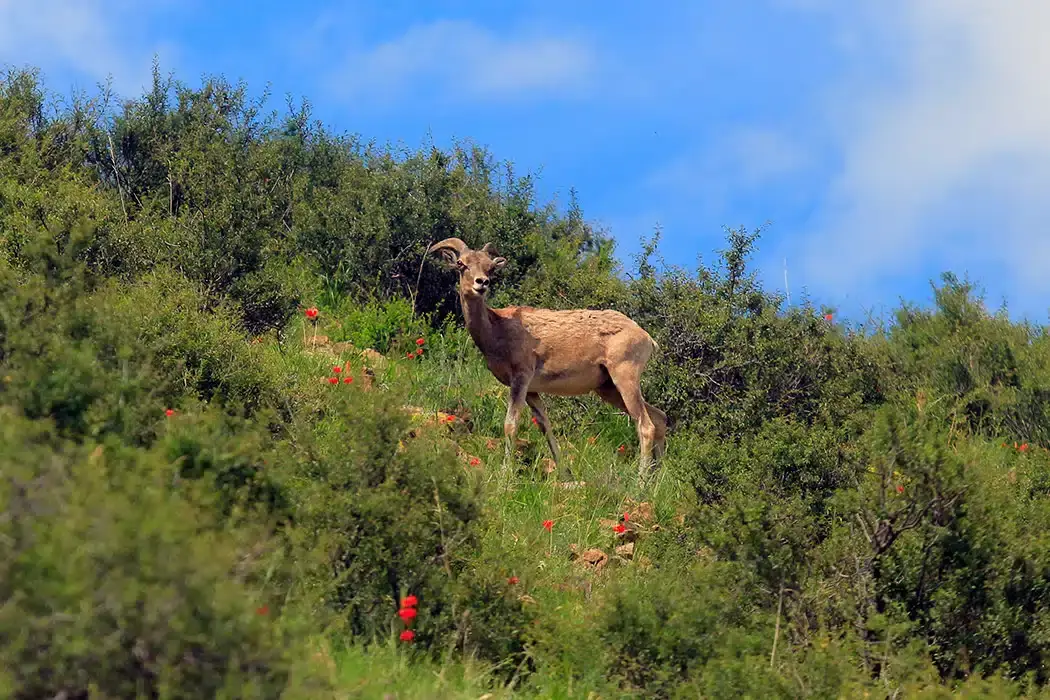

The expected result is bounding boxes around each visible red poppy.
[623,512,630,522]
[256,605,269,616]
[165,408,175,417]
[446,415,456,423]
[824,313,833,322]
[343,376,353,384]
[406,352,414,359]
[305,307,318,319]
[613,524,626,534]
[543,519,553,532]
[531,416,538,425]
[1020,443,1030,452]
[328,377,339,384]
[896,485,904,494]
[416,337,425,346]
[469,457,481,467]
[400,595,418,608]
[398,607,417,622]
[508,576,519,585]
[399,629,415,642]
[332,366,342,373]
[416,348,423,357]
[617,444,626,454]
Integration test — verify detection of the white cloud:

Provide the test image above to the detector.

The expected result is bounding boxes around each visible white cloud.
[642,127,812,224]
[328,20,596,104]
[0,0,171,98]
[790,0,1050,308]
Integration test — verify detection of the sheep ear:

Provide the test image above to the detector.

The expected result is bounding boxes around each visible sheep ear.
[491,256,507,271]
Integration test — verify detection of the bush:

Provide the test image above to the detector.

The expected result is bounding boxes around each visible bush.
[272,377,487,647]
[0,410,328,698]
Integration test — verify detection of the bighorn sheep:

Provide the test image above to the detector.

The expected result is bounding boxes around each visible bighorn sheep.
[428,237,667,481]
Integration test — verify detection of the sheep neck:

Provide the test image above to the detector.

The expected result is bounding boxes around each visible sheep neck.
[460,290,495,353]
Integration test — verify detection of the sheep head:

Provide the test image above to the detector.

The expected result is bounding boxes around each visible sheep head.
[428,237,507,299]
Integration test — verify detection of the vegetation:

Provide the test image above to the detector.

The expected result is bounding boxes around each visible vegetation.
[3,64,1050,698]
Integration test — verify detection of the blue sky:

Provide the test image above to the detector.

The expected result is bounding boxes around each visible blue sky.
[3,1,1049,323]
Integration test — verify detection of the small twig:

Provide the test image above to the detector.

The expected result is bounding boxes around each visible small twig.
[770,582,784,668]
[433,481,453,577]
[106,131,129,223]
[412,241,431,316]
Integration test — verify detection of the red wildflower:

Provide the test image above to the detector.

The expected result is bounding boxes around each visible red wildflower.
[400,595,418,608]
[256,605,269,616]
[406,352,414,359]
[305,307,318,320]
[445,415,456,423]
[328,377,339,384]
[613,524,626,534]
[623,512,630,522]
[508,576,519,585]
[332,366,342,373]
[165,408,175,417]
[399,629,415,642]
[469,457,481,467]
[543,519,554,532]
[416,337,425,346]
[617,444,626,454]
[398,607,417,622]
[416,348,423,357]
[896,485,905,494]
[343,376,353,384]
[531,416,538,425]
[1020,443,1030,452]
[824,313,833,322]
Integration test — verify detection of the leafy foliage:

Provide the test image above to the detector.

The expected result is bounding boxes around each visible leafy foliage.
[5,64,1050,698]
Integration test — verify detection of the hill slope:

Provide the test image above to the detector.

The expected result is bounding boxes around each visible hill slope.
[3,66,1050,698]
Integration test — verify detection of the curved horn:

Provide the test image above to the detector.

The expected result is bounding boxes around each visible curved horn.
[428,237,469,264]
[480,242,497,255]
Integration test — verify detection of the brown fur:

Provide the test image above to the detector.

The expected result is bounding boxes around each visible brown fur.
[428,237,667,481]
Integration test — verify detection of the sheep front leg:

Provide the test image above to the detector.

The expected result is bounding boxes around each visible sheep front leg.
[502,379,529,472]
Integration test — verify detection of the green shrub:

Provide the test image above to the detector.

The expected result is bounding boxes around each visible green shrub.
[273,379,486,646]
[0,409,328,698]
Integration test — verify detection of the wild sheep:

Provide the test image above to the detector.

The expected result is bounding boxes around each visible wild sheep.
[428,237,667,482]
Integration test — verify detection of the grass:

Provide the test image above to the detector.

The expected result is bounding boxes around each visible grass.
[291,313,694,697]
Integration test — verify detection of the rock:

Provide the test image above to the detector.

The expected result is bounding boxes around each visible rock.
[634,501,656,524]
[306,334,330,347]
[556,481,587,490]
[330,341,355,354]
[360,348,388,370]
[401,406,459,432]
[577,548,609,573]
[615,542,635,560]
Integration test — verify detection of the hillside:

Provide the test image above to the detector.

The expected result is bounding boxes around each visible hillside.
[3,66,1050,699]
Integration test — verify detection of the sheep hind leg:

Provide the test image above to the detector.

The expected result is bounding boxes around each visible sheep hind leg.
[598,371,657,483]
[526,392,570,479]
[645,402,668,462]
